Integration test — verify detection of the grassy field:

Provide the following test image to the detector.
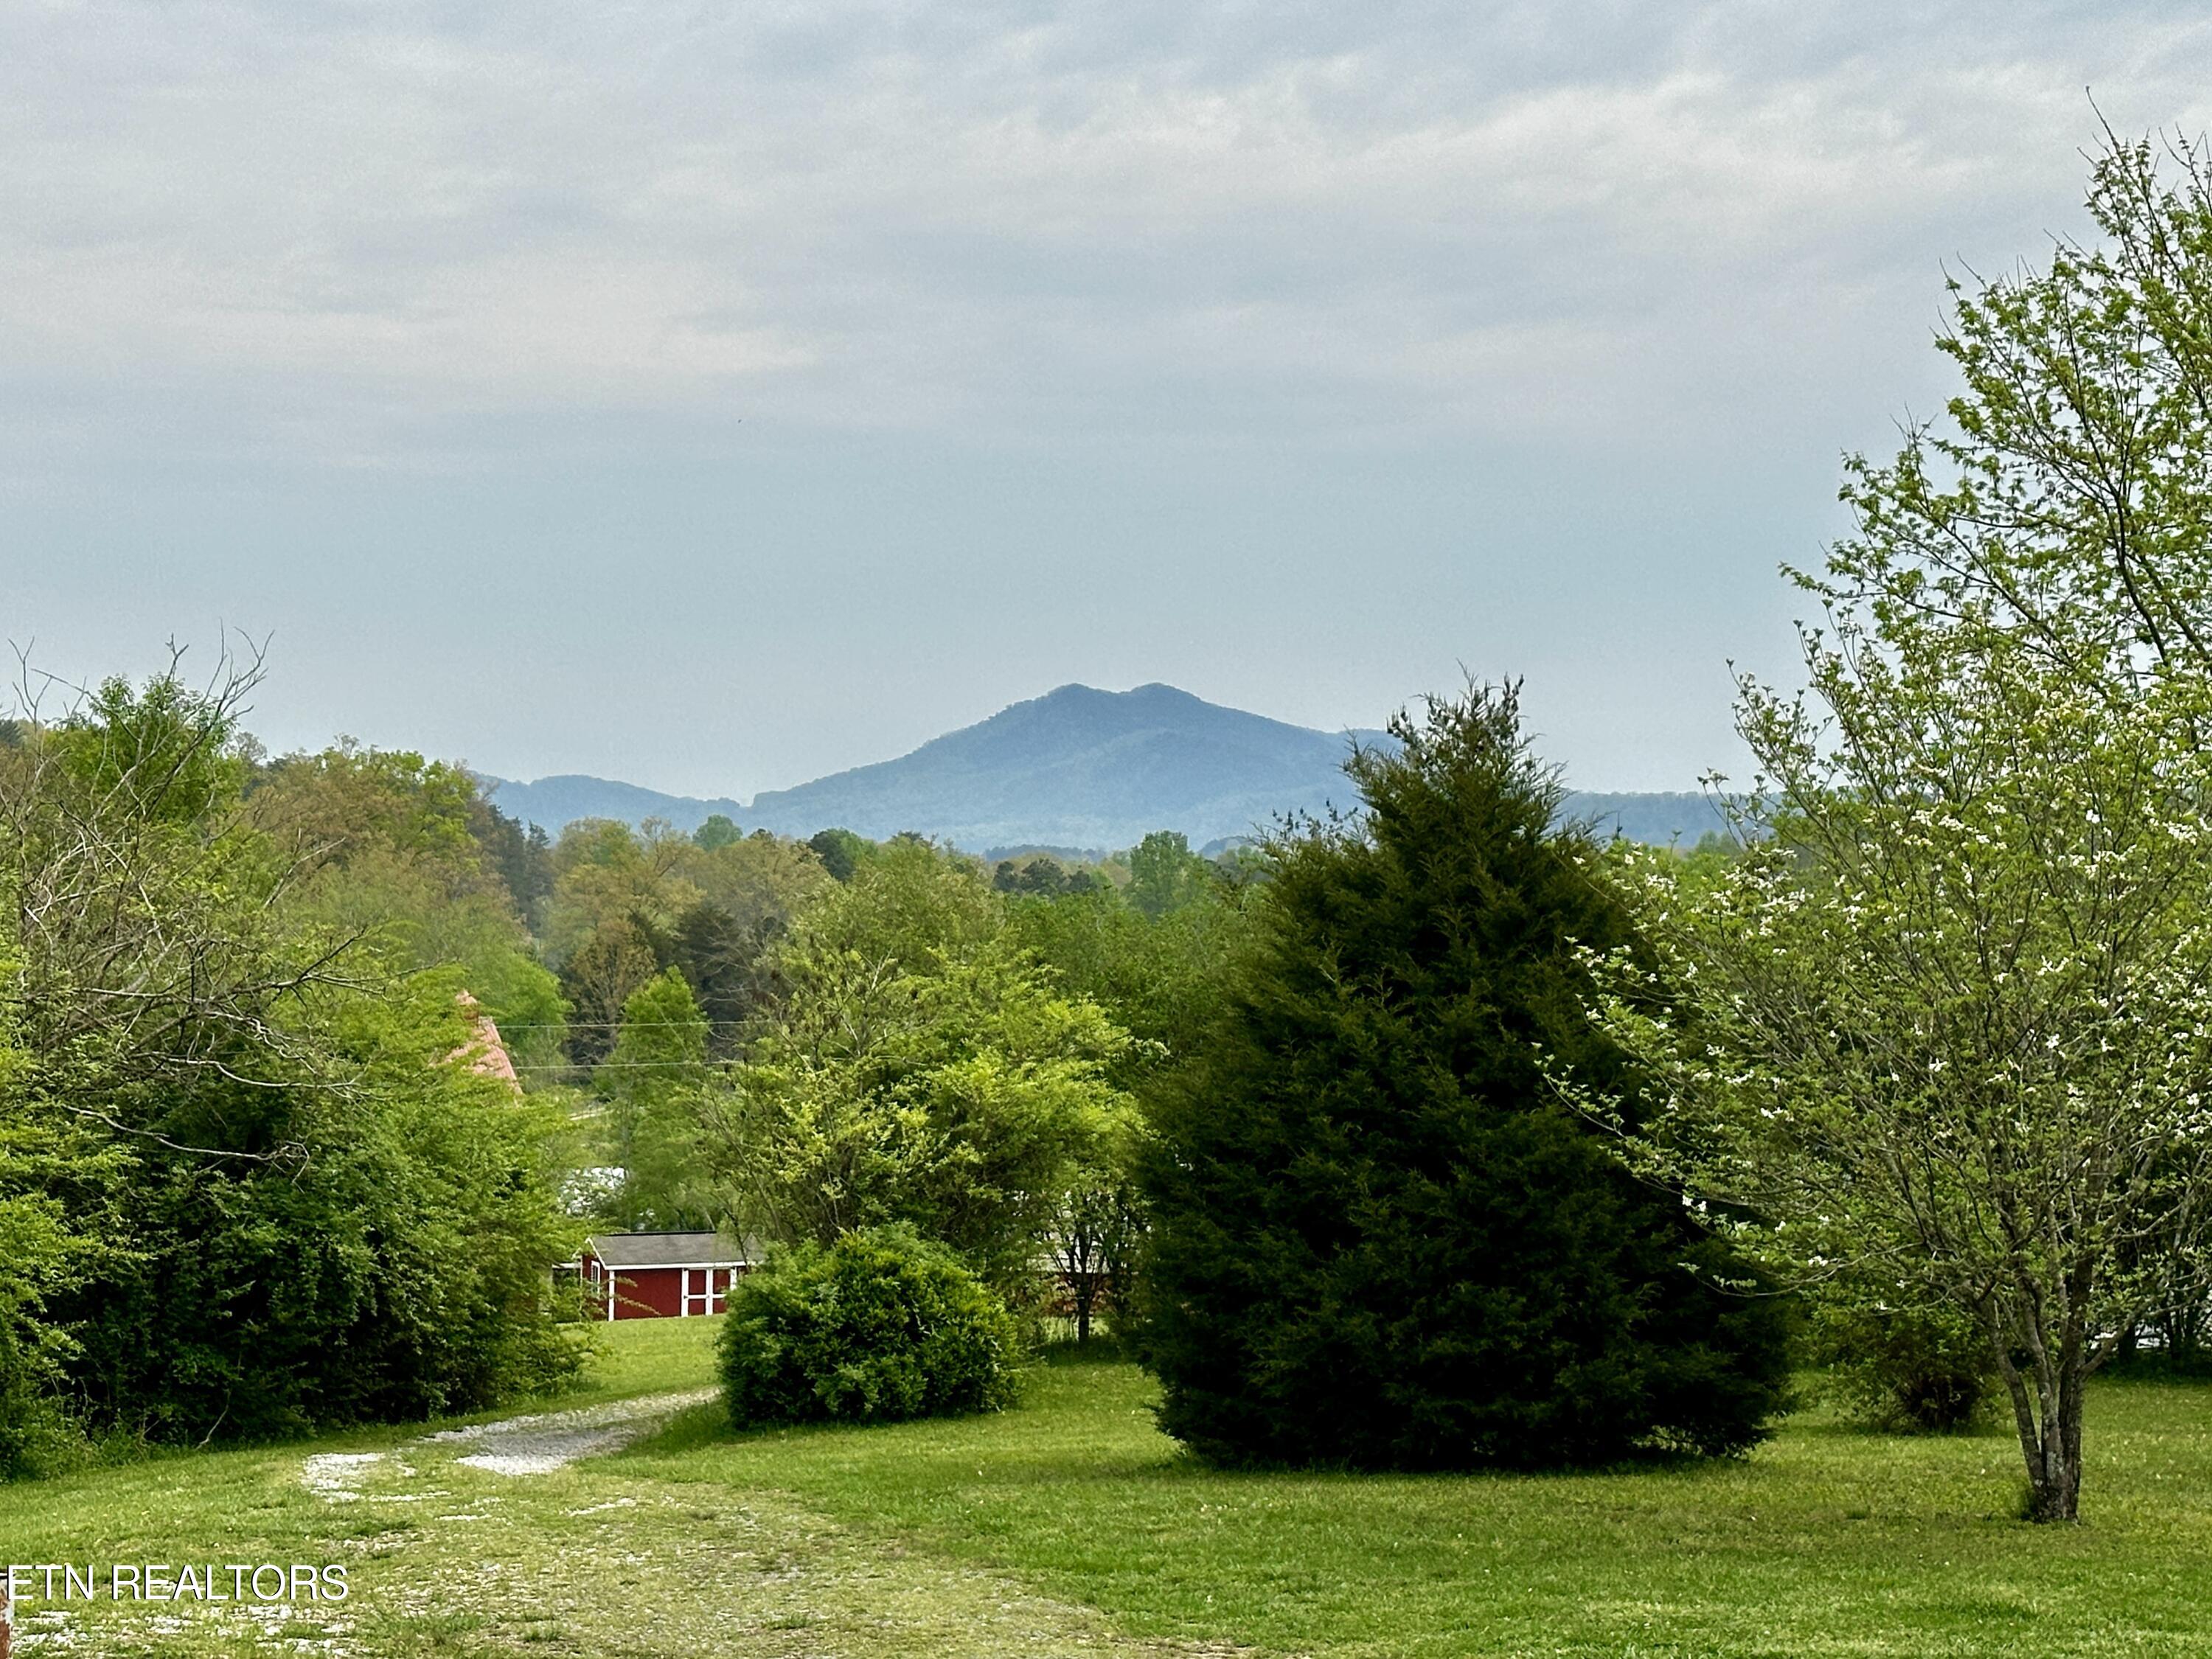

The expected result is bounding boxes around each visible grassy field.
[627,1348,2212,1657]
[8,1323,2212,1656]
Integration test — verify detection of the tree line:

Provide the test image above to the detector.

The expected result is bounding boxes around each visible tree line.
[0,669,1254,1473]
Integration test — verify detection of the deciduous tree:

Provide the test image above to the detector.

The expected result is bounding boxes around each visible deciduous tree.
[1577,136,2212,1518]
[707,845,1131,1288]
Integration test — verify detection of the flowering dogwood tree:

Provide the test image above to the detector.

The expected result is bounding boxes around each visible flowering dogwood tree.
[1585,640,2212,1523]
[1576,134,2212,1523]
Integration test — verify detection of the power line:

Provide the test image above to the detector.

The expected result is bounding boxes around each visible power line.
[509,1060,744,1071]
[490,1020,745,1030]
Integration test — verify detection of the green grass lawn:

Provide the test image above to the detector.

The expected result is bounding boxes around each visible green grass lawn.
[625,1347,2212,1658]
[8,1324,2212,1656]
[544,1313,722,1408]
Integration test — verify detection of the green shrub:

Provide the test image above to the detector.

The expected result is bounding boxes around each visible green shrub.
[0,1324,77,1480]
[719,1226,1022,1427]
[7,676,587,1451]
[1809,1289,1993,1432]
[51,980,588,1442]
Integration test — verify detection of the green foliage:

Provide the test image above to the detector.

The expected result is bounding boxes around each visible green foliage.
[53,672,249,824]
[246,742,568,1068]
[709,843,1133,1288]
[1003,839,1256,1326]
[1125,830,1214,919]
[670,901,776,1051]
[694,813,743,851]
[1806,1282,1994,1433]
[717,1225,1021,1426]
[544,818,698,967]
[1047,1154,1143,1344]
[992,853,1106,897]
[543,816,824,1067]
[608,966,710,1066]
[796,835,1001,969]
[56,977,585,1440]
[1006,876,1249,1087]
[470,799,554,928]
[712,942,1132,1287]
[560,917,663,1066]
[1135,684,1792,1471]
[807,827,869,883]
[599,968,714,1230]
[4,668,585,1458]
[1001,866,1254,1340]
[1579,135,2212,1522]
[686,830,827,936]
[0,926,112,1476]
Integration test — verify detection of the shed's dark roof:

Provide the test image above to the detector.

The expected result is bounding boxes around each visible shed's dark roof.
[585,1231,752,1268]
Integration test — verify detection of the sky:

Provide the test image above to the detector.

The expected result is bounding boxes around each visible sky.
[5,1,2211,798]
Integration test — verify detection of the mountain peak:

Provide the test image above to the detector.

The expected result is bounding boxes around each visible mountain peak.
[1032,681,1197,709]
[742,682,1374,849]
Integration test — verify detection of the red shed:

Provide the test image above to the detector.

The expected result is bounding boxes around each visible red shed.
[580,1231,754,1321]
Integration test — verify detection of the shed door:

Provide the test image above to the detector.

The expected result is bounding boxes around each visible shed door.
[683,1269,714,1318]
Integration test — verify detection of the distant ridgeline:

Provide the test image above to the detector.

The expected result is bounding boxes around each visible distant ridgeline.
[481,685,1733,852]
[1562,792,1731,846]
[474,773,745,838]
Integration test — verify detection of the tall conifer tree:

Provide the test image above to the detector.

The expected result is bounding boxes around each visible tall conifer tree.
[1134,685,1789,1469]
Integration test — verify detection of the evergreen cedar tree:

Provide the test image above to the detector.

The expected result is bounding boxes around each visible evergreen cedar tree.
[1133,686,1791,1470]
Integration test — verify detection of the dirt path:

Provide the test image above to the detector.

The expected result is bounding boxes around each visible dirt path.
[423,1389,719,1476]
[271,1393,1258,1658]
[296,1390,721,1500]
[13,1390,1254,1658]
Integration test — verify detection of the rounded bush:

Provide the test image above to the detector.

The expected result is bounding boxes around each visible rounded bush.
[718,1226,1022,1427]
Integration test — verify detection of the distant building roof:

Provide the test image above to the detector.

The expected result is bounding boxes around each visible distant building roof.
[451,991,520,1089]
[585,1231,754,1269]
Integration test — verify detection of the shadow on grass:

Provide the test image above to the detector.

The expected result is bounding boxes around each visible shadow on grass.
[1033,1334,1133,1368]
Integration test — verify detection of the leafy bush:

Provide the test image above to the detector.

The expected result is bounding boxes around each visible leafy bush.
[0,1308,72,1478]
[719,1226,1022,1426]
[1133,686,1793,1470]
[1809,1287,1993,1432]
[55,979,588,1441]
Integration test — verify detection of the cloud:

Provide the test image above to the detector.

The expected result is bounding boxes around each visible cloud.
[9,0,2212,801]
[6,0,2208,462]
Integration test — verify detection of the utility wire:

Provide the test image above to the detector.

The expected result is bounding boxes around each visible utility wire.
[508,1060,746,1071]
[491,1020,745,1030]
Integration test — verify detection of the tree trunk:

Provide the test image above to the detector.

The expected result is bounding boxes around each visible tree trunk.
[1987,1293,2088,1523]
[2175,1303,2202,1369]
[1074,1275,1095,1345]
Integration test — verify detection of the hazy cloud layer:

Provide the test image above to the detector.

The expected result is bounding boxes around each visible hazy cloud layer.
[6,2,2210,794]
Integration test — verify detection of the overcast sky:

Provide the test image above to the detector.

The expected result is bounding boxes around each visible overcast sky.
[5,1,2209,797]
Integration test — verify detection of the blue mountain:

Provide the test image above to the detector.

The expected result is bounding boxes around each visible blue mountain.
[740,683,1388,851]
[479,774,745,838]
[483,683,1727,850]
